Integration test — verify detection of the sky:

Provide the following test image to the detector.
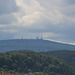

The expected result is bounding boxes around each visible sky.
[0,0,75,44]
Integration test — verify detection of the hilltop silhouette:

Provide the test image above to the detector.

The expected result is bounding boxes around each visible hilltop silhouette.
[0,39,75,52]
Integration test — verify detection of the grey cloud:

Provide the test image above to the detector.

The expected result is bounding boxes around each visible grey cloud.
[0,0,19,15]
[59,5,75,16]
[0,0,18,24]
[0,31,15,40]
[38,0,75,17]
[65,0,75,5]
[0,20,75,43]
[0,14,17,24]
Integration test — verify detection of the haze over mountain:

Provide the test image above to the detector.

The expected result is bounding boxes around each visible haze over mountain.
[0,39,75,53]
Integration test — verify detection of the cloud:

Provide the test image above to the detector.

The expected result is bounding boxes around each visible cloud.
[1,0,74,26]
[65,0,75,5]
[0,0,18,24]
[14,0,65,27]
[14,0,75,27]
[0,0,75,44]
[0,0,18,15]
[0,14,17,24]
[14,0,45,26]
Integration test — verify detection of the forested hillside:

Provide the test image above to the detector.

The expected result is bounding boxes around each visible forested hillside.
[0,50,75,75]
[42,50,75,64]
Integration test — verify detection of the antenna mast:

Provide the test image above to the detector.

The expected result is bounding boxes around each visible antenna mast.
[41,34,43,40]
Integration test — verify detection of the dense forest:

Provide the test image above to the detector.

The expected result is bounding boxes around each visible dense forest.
[42,50,75,64]
[0,50,75,75]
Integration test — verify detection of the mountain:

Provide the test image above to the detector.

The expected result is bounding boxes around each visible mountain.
[0,50,75,75]
[42,50,75,64]
[0,39,75,52]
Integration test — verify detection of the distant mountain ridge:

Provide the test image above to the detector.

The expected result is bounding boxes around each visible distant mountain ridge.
[0,39,75,52]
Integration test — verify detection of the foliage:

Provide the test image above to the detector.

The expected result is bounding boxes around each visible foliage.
[42,50,75,64]
[0,50,75,75]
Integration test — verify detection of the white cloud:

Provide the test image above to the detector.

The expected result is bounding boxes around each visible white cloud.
[0,0,75,26]
[14,0,75,27]
[14,0,45,26]
[14,0,66,27]
[0,0,72,27]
